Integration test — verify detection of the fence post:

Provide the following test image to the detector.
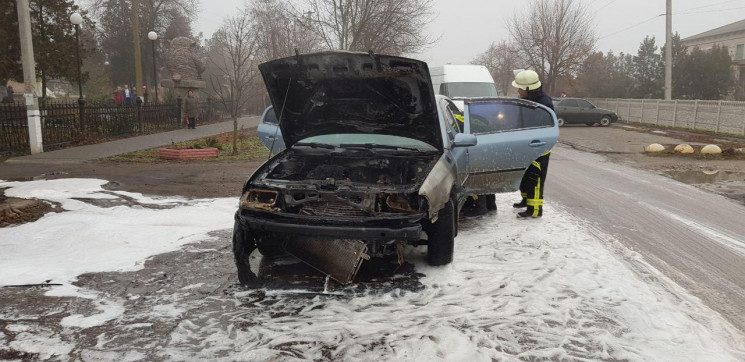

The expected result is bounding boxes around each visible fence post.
[673,100,678,128]
[641,99,645,123]
[693,100,699,130]
[715,100,722,133]
[742,105,745,136]
[136,97,143,134]
[78,98,85,135]
[177,96,183,126]
[655,100,660,126]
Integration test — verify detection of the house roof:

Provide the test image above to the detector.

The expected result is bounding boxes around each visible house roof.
[682,19,745,43]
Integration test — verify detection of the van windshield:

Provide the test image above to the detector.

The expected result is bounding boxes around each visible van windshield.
[441,82,498,98]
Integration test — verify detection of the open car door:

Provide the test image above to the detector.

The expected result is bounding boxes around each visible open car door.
[463,98,558,194]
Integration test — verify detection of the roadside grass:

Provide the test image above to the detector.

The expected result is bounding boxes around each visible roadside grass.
[101,128,270,163]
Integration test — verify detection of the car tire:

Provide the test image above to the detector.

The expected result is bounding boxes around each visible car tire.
[426,198,455,266]
[485,194,497,211]
[600,116,612,127]
[557,118,565,127]
[232,220,257,285]
[257,233,286,257]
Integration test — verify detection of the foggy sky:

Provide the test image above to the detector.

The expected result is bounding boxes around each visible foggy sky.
[193,0,745,66]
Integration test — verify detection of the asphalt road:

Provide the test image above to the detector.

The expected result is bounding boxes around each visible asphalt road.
[547,144,745,332]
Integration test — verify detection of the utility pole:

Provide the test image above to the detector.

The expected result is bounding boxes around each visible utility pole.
[16,0,43,154]
[665,0,672,100]
[131,0,143,97]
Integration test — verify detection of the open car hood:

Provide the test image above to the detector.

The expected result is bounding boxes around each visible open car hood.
[259,51,442,151]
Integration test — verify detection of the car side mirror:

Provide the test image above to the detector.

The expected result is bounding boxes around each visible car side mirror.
[453,133,477,148]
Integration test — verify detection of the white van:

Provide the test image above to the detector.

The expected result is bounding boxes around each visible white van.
[430,65,498,102]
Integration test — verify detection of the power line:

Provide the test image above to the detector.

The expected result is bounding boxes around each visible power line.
[675,6,745,15]
[676,0,740,13]
[598,14,664,40]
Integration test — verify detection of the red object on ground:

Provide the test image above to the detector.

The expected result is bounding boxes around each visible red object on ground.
[159,148,219,160]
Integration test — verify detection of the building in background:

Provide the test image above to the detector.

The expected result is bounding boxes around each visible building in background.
[682,19,745,89]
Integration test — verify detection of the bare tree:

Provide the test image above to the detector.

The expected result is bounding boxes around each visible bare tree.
[251,0,320,60]
[305,0,434,55]
[208,10,260,155]
[508,0,595,95]
[472,41,520,96]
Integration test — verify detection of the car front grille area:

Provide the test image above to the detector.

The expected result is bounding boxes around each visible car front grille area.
[299,201,369,218]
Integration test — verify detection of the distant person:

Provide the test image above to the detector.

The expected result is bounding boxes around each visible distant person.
[123,84,133,105]
[560,91,567,98]
[512,69,553,219]
[114,86,124,106]
[184,90,197,129]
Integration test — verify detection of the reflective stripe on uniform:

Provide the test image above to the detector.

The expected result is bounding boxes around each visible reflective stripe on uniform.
[532,161,541,169]
[527,200,543,206]
[521,192,527,198]
[541,150,552,157]
[532,177,542,217]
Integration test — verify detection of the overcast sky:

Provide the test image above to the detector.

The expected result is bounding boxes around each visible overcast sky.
[193,0,745,65]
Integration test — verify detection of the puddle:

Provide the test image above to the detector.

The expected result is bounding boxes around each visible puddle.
[663,170,745,185]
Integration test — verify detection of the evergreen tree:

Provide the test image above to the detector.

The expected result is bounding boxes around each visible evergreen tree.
[633,36,664,98]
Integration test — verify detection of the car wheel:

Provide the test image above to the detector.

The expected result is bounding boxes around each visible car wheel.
[600,116,611,127]
[257,233,286,257]
[557,118,565,127]
[485,194,497,211]
[232,220,257,285]
[426,198,455,266]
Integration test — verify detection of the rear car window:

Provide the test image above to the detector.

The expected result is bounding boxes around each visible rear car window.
[264,108,278,124]
[468,101,554,133]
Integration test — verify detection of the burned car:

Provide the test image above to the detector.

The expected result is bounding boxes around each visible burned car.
[234,52,558,284]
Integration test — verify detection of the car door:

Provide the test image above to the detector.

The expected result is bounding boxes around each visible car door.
[462,99,558,194]
[257,106,285,154]
[576,99,597,124]
[560,99,579,123]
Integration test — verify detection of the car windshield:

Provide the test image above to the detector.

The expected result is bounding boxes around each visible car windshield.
[441,82,498,98]
[296,134,437,151]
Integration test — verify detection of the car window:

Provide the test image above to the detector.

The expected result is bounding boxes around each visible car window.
[439,100,459,141]
[263,108,278,124]
[576,99,593,109]
[562,99,579,108]
[467,101,554,134]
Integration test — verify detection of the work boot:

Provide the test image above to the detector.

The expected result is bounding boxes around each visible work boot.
[517,207,542,219]
[461,196,488,217]
[485,194,497,211]
[513,198,527,208]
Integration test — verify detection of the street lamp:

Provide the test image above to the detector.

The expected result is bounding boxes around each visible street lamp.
[70,12,83,101]
[148,31,159,104]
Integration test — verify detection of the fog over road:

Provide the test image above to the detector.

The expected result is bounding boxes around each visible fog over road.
[547,144,745,332]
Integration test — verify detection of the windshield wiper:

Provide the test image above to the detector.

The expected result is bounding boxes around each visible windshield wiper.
[339,143,421,152]
[294,142,336,149]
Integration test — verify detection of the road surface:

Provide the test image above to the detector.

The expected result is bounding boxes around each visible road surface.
[548,144,745,332]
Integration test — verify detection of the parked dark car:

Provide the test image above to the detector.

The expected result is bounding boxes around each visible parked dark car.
[233,51,557,284]
[553,98,618,127]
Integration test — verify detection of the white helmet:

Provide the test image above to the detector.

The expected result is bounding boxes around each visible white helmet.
[512,69,542,91]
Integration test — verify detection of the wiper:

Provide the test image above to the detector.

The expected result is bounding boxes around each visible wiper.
[294,142,336,149]
[339,143,421,152]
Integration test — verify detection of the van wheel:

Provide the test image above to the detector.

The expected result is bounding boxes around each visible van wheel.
[557,118,565,127]
[426,199,455,266]
[232,221,257,285]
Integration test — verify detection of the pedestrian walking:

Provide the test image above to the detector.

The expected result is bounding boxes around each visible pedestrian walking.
[123,84,133,105]
[114,86,124,106]
[184,90,197,129]
[512,69,553,218]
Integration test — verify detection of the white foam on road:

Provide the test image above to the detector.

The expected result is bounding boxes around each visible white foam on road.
[1,179,744,360]
[0,178,236,287]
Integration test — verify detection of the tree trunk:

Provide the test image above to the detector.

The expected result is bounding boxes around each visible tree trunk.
[232,115,238,155]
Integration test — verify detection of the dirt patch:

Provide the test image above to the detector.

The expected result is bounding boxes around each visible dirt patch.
[0,190,60,227]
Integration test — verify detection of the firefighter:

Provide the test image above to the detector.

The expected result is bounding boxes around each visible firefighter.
[511,69,553,218]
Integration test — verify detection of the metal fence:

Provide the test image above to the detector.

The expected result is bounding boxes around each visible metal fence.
[0,98,236,154]
[588,98,745,136]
